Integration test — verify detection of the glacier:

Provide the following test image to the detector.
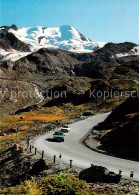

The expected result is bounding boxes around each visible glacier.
[9,25,106,53]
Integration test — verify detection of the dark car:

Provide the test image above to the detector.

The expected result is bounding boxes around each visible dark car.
[53,131,65,142]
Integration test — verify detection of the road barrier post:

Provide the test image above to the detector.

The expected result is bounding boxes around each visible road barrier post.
[59,153,62,164]
[35,148,37,155]
[54,155,56,164]
[42,150,44,159]
[130,171,134,182]
[70,160,73,168]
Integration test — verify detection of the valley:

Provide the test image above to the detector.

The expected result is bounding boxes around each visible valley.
[0,23,139,194]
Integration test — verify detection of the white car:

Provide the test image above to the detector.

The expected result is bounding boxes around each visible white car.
[61,125,70,133]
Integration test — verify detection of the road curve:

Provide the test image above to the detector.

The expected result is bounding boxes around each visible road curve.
[33,113,139,181]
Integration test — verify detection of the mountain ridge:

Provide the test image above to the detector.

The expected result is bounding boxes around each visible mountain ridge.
[0,24,105,62]
[0,24,139,63]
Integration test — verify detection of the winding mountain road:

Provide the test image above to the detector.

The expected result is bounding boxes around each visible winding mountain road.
[33,113,139,181]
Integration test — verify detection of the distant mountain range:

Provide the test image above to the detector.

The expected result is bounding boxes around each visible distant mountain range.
[0,24,139,62]
[0,24,139,114]
[0,24,106,61]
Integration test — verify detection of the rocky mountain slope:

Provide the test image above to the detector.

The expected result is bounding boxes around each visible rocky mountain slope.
[0,39,138,114]
[100,91,139,128]
[0,24,139,115]
[0,25,31,61]
[0,145,46,188]
[0,29,30,52]
[98,91,139,159]
[9,42,139,77]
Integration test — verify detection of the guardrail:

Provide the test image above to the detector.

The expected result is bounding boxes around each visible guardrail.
[29,144,73,168]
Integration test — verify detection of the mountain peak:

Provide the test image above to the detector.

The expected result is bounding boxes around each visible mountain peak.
[10,24,18,31]
[0,24,106,61]
[7,25,106,53]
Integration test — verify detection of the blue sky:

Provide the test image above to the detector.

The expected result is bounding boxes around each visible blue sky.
[0,0,139,43]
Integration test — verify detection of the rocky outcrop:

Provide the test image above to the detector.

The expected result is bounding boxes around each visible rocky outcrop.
[0,29,30,52]
[79,165,121,183]
[13,48,81,74]
[14,104,39,115]
[96,42,137,57]
[0,24,18,31]
[0,145,47,188]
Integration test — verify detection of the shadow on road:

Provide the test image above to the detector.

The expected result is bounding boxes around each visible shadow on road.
[46,138,63,143]
[46,138,56,142]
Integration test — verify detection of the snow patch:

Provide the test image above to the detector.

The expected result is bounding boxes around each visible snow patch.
[116,46,139,58]
[0,49,31,62]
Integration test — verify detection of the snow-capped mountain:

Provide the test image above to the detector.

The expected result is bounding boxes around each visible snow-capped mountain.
[0,25,139,62]
[0,25,106,61]
[9,25,106,52]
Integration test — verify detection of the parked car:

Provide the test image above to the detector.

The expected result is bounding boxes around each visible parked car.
[80,116,87,120]
[61,124,70,133]
[53,131,65,142]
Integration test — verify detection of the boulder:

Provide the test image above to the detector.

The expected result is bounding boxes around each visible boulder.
[82,111,95,116]
[79,164,121,183]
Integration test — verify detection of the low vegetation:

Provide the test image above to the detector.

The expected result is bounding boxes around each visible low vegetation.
[0,173,114,195]
[0,107,68,151]
[0,95,126,151]
[100,129,112,139]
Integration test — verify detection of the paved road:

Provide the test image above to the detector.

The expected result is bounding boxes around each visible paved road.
[33,113,139,181]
